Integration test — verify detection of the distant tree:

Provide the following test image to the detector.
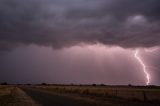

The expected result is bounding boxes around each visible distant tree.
[148,85,157,88]
[128,84,132,87]
[92,84,96,86]
[100,84,105,86]
[41,83,47,85]
[1,82,8,85]
[26,83,31,86]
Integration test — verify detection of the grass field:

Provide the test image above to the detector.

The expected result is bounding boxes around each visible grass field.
[0,85,160,106]
[0,85,14,106]
[0,85,39,106]
[31,85,160,102]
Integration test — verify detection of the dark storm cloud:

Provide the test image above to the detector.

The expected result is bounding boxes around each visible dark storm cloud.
[0,0,160,50]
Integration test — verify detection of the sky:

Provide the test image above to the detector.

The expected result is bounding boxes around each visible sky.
[0,0,160,85]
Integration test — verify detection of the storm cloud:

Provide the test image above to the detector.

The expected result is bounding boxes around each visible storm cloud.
[0,0,160,50]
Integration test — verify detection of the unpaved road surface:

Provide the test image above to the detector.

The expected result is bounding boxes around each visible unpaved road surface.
[21,88,95,106]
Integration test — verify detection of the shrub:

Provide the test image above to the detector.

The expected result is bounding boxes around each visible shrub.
[92,84,96,86]
[41,83,47,86]
[1,82,8,85]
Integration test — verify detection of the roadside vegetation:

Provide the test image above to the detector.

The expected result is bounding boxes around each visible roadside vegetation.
[31,85,160,102]
[0,85,40,106]
[1,84,160,106]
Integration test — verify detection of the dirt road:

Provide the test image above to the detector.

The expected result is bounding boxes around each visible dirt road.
[21,88,96,106]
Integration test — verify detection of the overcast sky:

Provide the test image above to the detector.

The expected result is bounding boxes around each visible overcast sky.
[0,0,160,85]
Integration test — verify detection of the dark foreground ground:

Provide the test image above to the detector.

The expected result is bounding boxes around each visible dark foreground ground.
[22,88,94,106]
[21,87,160,106]
[1,85,160,106]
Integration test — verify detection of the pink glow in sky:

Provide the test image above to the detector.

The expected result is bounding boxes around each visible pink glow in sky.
[0,44,159,85]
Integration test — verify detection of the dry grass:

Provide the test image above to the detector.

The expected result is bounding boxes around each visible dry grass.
[32,85,160,102]
[0,86,40,106]
[0,86,14,106]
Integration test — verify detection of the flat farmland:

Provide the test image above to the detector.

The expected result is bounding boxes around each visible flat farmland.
[1,85,160,106]
[20,85,160,106]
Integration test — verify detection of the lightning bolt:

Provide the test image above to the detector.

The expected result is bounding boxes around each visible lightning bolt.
[134,50,150,85]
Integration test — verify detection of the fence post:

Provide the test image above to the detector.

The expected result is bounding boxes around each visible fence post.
[115,89,118,97]
[143,91,147,101]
